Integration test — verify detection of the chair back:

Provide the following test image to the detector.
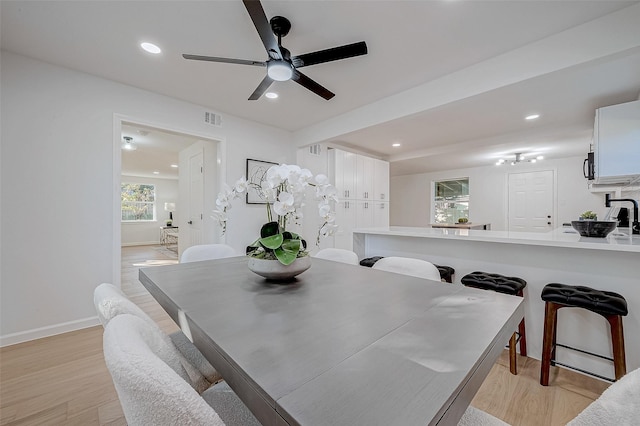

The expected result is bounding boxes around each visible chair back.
[103,314,225,426]
[93,283,213,391]
[568,367,640,425]
[94,283,152,328]
[314,248,359,265]
[181,244,238,263]
[372,256,441,281]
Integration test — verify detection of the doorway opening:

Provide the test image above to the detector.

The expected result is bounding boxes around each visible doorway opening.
[112,116,223,286]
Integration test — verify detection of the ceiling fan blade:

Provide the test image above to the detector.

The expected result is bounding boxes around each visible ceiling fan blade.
[248,75,274,100]
[182,54,266,67]
[242,0,282,60]
[292,70,335,100]
[292,41,367,68]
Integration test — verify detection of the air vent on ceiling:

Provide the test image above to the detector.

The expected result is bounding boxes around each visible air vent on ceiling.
[308,144,321,156]
[204,111,222,127]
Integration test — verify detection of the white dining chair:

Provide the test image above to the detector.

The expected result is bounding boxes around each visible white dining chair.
[372,256,442,281]
[93,283,220,390]
[314,248,359,265]
[567,367,640,425]
[103,314,260,426]
[180,244,238,263]
[458,406,509,425]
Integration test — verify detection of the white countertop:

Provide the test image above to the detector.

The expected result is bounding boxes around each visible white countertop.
[353,226,640,253]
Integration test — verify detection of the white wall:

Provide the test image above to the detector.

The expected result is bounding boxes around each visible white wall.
[0,51,293,345]
[390,156,607,230]
[121,176,178,246]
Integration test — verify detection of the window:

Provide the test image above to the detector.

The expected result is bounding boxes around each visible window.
[121,183,156,221]
[434,178,469,223]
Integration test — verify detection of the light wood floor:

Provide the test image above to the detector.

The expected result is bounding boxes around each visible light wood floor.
[0,245,609,425]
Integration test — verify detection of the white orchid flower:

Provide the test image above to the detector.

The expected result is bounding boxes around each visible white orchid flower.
[320,223,338,236]
[260,180,277,202]
[315,174,329,185]
[234,176,248,193]
[273,191,295,216]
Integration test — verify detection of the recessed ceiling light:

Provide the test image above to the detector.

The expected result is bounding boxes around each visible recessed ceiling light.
[153,171,160,175]
[525,114,540,120]
[170,164,178,168]
[392,143,401,147]
[265,92,278,99]
[141,42,162,54]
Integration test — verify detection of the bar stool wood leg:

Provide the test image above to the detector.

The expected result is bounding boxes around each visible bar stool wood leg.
[516,289,527,357]
[607,314,627,380]
[509,333,517,375]
[540,301,559,386]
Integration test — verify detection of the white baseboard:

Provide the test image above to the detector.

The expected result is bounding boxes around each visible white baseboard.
[0,316,101,348]
[121,241,160,247]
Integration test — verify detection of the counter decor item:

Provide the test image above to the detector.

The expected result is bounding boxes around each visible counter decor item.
[571,219,617,238]
[579,210,598,220]
[213,164,338,281]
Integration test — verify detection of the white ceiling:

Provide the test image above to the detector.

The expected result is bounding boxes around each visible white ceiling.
[2,0,640,176]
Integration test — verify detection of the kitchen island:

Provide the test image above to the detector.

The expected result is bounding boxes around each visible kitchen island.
[353,226,639,381]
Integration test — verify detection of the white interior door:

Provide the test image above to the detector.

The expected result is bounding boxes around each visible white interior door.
[508,170,554,232]
[178,145,204,253]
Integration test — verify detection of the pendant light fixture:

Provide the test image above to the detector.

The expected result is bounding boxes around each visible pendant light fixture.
[121,136,137,151]
[496,153,544,166]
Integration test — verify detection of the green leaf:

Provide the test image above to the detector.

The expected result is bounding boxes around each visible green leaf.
[259,233,284,249]
[246,238,261,255]
[274,247,298,265]
[281,238,301,252]
[261,222,280,238]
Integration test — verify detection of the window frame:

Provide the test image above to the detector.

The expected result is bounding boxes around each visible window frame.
[121,182,157,222]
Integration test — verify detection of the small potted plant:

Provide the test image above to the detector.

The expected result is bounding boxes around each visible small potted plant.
[579,210,597,221]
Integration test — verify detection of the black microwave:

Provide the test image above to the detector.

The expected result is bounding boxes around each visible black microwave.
[583,152,594,180]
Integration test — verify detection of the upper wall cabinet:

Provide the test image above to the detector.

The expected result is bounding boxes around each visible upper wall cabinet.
[374,159,390,201]
[333,149,357,199]
[329,149,390,202]
[594,100,640,185]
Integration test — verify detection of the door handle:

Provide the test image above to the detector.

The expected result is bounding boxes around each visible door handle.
[188,220,193,225]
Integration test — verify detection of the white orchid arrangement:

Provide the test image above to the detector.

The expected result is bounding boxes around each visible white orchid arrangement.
[212,163,338,265]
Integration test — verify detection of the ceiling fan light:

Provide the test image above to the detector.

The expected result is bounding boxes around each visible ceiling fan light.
[267,61,293,81]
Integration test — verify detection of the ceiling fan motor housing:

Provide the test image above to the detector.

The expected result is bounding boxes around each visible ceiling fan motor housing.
[270,16,291,38]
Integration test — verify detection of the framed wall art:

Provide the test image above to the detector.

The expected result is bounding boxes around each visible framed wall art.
[245,158,278,204]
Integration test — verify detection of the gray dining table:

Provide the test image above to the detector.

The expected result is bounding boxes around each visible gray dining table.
[139,256,523,426]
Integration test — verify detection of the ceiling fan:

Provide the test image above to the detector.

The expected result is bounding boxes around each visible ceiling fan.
[182,0,368,101]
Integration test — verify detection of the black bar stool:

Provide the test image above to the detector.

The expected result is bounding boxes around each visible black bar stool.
[359,257,455,283]
[461,271,527,375]
[540,283,627,385]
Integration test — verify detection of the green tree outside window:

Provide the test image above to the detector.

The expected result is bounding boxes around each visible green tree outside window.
[121,183,156,221]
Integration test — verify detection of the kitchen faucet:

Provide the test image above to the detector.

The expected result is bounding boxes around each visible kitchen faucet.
[605,193,640,235]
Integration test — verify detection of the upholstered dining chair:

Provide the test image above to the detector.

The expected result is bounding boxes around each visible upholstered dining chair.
[180,244,238,263]
[314,248,359,265]
[372,256,442,281]
[93,283,220,389]
[103,314,260,426]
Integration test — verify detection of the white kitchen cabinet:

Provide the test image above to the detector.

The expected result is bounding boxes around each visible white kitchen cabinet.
[332,149,357,199]
[328,148,390,250]
[333,199,358,250]
[374,159,390,201]
[356,155,375,200]
[373,201,389,227]
[356,200,375,228]
[594,100,640,184]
